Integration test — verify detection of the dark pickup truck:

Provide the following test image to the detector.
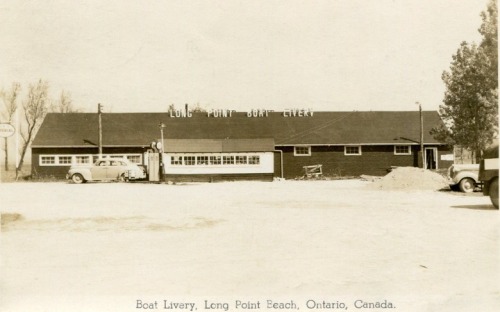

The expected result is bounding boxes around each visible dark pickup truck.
[478,144,498,209]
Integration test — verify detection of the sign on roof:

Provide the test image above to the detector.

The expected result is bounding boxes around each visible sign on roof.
[0,123,15,138]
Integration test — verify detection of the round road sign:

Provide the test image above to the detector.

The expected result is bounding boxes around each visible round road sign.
[0,123,15,138]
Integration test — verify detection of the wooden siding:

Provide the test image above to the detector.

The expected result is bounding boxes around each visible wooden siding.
[163,173,273,182]
[31,147,147,179]
[277,145,454,178]
[32,144,453,180]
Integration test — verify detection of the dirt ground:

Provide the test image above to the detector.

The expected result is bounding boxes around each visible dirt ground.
[1,180,499,312]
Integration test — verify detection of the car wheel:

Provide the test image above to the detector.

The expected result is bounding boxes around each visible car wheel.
[459,177,475,193]
[119,173,128,182]
[489,178,498,209]
[72,173,85,184]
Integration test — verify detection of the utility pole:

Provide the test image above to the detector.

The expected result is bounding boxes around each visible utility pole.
[98,103,103,157]
[417,101,426,169]
[159,122,165,180]
[15,108,19,172]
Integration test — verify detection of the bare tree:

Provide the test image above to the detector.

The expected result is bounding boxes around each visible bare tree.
[191,102,207,113]
[1,82,21,171]
[51,90,79,113]
[168,103,207,113]
[17,79,50,179]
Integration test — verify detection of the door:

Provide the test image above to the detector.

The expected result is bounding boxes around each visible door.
[425,147,438,169]
[107,160,123,179]
[91,160,110,180]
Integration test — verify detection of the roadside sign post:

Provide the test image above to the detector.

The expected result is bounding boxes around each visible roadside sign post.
[0,123,16,182]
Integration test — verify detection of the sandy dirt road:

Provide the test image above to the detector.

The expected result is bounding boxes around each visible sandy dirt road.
[1,180,499,311]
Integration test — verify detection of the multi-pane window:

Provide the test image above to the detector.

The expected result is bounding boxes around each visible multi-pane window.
[41,156,56,165]
[235,155,247,164]
[294,146,311,156]
[167,154,263,166]
[394,145,411,155]
[210,156,221,165]
[197,156,209,165]
[39,154,143,166]
[248,155,260,165]
[184,156,196,165]
[171,156,183,165]
[76,156,91,164]
[126,155,141,163]
[345,146,361,155]
[223,156,235,165]
[58,156,72,164]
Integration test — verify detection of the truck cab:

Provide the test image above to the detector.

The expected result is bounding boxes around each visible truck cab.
[478,144,499,209]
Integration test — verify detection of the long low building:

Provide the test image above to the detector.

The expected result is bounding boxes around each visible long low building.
[31,110,454,181]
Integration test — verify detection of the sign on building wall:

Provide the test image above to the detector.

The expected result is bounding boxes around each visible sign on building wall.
[440,154,454,161]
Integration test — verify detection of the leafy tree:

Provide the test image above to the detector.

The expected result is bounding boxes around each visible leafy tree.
[432,0,498,162]
[479,0,498,85]
[1,82,21,171]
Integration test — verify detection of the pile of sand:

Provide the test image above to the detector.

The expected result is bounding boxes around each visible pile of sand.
[367,167,448,191]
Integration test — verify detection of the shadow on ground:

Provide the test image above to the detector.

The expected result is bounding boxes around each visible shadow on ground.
[450,204,496,210]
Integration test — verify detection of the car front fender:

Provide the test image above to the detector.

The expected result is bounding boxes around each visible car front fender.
[453,171,479,184]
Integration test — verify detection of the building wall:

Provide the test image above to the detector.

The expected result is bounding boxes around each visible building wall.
[31,147,147,178]
[276,145,453,179]
[163,173,273,182]
[32,144,454,180]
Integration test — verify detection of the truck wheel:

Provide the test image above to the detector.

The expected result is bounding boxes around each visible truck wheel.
[459,177,475,193]
[72,173,85,184]
[489,178,498,209]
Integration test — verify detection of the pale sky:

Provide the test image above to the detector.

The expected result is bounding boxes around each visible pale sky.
[0,0,488,113]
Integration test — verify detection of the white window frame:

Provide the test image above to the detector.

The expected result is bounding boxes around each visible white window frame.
[75,155,92,164]
[168,153,262,167]
[394,145,411,155]
[58,155,73,164]
[210,155,222,165]
[223,155,235,165]
[248,155,260,165]
[100,154,142,164]
[196,155,209,165]
[235,155,247,165]
[294,146,311,156]
[40,155,57,165]
[38,153,143,166]
[184,156,196,165]
[344,145,362,156]
[171,155,183,165]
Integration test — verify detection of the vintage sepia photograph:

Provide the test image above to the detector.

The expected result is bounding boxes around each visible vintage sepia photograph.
[1,1,498,311]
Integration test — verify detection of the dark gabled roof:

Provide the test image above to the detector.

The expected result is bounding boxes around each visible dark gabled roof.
[31,111,446,148]
[164,139,275,152]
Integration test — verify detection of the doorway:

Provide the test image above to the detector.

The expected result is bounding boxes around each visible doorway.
[425,147,438,169]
